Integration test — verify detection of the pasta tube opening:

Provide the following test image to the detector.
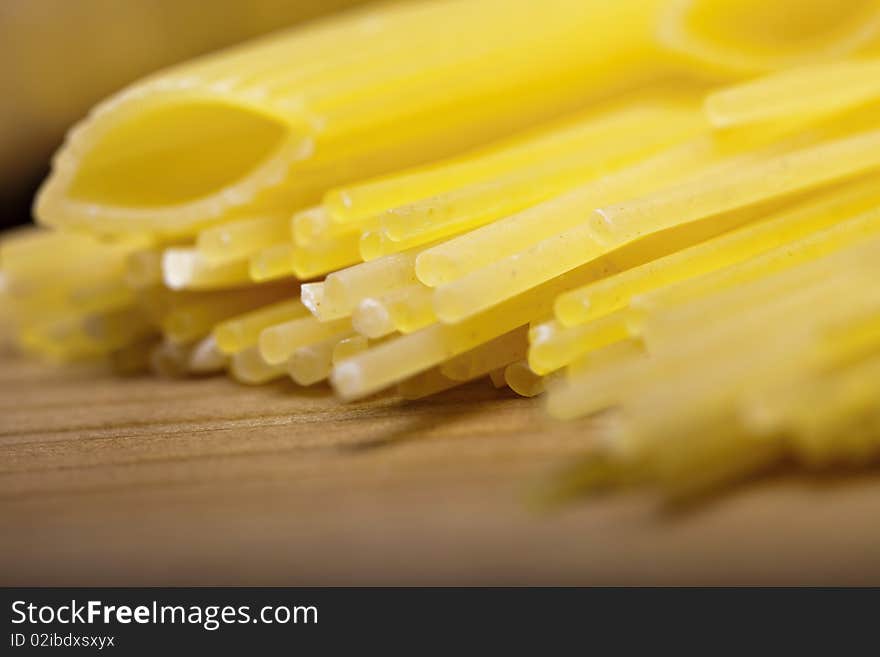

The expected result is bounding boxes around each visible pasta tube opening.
[36,91,309,236]
[660,0,880,73]
[68,101,288,208]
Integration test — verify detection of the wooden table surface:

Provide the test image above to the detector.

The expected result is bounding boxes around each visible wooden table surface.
[1,348,879,586]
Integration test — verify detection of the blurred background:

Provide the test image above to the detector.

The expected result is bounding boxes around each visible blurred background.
[0,0,368,231]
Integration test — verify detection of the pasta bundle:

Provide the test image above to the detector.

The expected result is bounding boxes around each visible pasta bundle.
[4,0,880,501]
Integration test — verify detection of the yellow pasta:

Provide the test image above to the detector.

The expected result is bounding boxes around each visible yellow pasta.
[187,336,230,375]
[319,249,421,321]
[292,206,370,247]
[125,249,164,290]
[590,115,880,248]
[162,248,252,290]
[230,346,287,385]
[787,356,880,466]
[744,313,880,438]
[412,135,711,288]
[629,206,880,324]
[657,0,880,75]
[197,213,291,265]
[160,285,292,344]
[529,311,631,376]
[291,232,362,279]
[323,97,693,227]
[432,190,766,324]
[34,0,678,237]
[633,249,880,405]
[504,360,550,398]
[554,263,880,496]
[259,315,350,365]
[352,284,435,339]
[705,59,880,128]
[546,339,646,420]
[9,0,880,505]
[331,254,626,400]
[213,299,307,354]
[440,327,528,382]
[372,97,703,247]
[554,177,880,326]
[331,334,370,364]
[249,243,296,282]
[288,332,352,385]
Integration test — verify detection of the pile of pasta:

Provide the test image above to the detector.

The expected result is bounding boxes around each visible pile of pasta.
[4,0,880,498]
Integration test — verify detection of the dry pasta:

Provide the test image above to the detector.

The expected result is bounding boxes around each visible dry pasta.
[6,0,880,503]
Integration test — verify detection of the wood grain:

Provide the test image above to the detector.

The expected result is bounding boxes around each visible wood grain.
[1,349,879,585]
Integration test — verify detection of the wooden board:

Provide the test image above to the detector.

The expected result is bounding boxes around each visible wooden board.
[1,348,879,585]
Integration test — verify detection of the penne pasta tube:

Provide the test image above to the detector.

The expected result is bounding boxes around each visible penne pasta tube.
[657,0,880,76]
[35,0,676,237]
